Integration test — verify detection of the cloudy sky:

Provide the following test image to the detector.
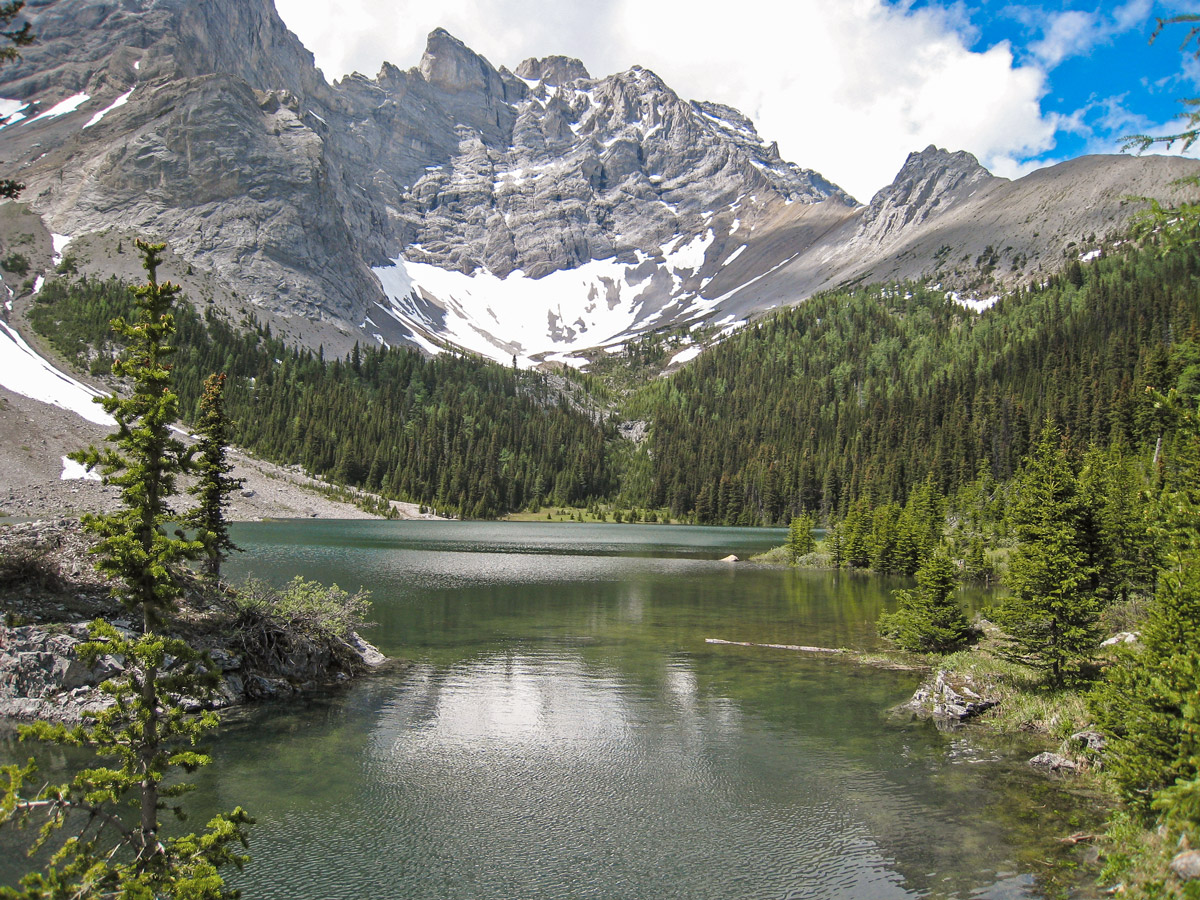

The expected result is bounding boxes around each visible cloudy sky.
[273,0,1200,203]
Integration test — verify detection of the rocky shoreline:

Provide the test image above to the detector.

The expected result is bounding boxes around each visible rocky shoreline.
[0,519,389,723]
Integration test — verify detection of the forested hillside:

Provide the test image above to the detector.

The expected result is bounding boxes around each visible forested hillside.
[26,238,1199,524]
[28,278,618,518]
[632,246,1200,523]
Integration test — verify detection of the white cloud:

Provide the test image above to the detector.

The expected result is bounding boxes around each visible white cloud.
[1028,10,1097,68]
[274,0,1058,201]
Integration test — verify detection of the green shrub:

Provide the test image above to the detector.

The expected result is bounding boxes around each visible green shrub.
[1,250,29,276]
[237,576,372,639]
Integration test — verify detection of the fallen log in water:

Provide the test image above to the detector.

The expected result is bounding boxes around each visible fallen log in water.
[705,638,846,654]
[704,638,928,671]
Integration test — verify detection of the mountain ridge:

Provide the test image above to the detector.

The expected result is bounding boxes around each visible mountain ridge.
[0,0,1196,363]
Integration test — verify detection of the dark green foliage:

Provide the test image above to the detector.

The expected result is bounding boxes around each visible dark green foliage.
[993,423,1101,687]
[0,251,28,276]
[69,241,202,628]
[0,621,252,900]
[1077,443,1157,605]
[787,513,816,562]
[1092,390,1200,822]
[186,374,243,579]
[830,480,947,575]
[961,536,994,584]
[631,245,1200,523]
[877,551,976,653]
[30,276,617,519]
[1,242,249,899]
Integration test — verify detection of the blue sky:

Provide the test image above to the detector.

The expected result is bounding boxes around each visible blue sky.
[902,1,1200,162]
[275,0,1200,202]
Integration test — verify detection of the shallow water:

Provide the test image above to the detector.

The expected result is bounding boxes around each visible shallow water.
[3,521,1100,898]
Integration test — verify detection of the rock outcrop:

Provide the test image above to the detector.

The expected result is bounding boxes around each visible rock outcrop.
[0,519,387,723]
[0,619,386,722]
[1028,751,1080,772]
[898,668,1000,723]
[1171,850,1200,882]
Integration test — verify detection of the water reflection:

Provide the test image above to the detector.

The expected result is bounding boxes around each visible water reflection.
[2,522,1100,899]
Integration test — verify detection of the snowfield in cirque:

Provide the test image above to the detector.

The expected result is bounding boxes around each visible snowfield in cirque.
[0,321,114,426]
[373,230,752,367]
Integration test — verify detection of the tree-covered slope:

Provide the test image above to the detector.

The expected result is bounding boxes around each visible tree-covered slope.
[28,277,617,518]
[631,245,1200,523]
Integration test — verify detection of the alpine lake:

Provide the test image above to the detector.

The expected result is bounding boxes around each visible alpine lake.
[3,520,1105,899]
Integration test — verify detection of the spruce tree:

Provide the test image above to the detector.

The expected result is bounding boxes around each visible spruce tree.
[787,513,816,563]
[1,241,251,898]
[877,551,975,653]
[187,373,243,579]
[1091,389,1200,817]
[992,422,1101,687]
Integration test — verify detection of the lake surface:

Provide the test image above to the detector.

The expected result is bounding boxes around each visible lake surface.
[4,521,1100,898]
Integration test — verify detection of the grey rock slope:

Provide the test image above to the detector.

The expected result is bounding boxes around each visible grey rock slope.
[0,0,1195,363]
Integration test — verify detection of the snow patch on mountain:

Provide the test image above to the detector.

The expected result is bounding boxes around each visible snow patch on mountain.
[947,291,999,313]
[28,93,90,124]
[0,322,114,426]
[374,230,729,367]
[83,90,134,129]
[60,456,101,481]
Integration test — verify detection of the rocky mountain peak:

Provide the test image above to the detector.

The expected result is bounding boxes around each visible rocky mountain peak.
[418,27,503,94]
[514,55,590,85]
[860,144,994,234]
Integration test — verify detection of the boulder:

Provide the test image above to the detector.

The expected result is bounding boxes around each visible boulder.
[899,669,999,722]
[0,624,122,720]
[348,632,387,668]
[1069,730,1106,753]
[1170,850,1200,882]
[1100,631,1139,647]
[1029,752,1079,772]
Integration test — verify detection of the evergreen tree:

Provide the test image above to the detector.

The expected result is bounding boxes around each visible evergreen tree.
[187,373,244,579]
[877,551,976,653]
[70,240,202,628]
[787,513,816,563]
[1,624,252,899]
[992,422,1101,687]
[2,241,251,898]
[1092,389,1200,817]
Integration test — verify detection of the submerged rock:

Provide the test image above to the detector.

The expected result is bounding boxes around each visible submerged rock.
[898,669,999,723]
[1028,751,1079,772]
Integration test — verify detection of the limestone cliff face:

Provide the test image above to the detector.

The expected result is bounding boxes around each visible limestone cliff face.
[0,0,1195,361]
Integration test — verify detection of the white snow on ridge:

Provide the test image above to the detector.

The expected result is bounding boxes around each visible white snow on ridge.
[83,89,133,128]
[1080,249,1101,262]
[28,93,91,124]
[670,345,703,367]
[723,245,747,265]
[0,321,114,426]
[373,229,724,368]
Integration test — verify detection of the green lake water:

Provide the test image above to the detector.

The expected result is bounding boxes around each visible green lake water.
[3,521,1102,898]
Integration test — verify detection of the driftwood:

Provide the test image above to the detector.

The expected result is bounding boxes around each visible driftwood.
[705,638,846,654]
[704,638,929,671]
